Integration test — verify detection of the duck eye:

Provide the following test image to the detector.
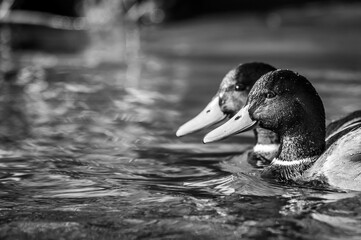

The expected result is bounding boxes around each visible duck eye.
[234,84,246,91]
[265,91,276,99]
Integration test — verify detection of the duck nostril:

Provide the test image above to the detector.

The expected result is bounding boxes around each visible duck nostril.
[206,110,211,113]
[235,115,241,120]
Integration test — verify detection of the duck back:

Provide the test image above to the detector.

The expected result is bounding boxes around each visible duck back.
[326,110,361,148]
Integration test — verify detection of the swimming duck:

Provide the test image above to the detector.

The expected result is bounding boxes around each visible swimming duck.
[203,69,361,191]
[176,62,279,164]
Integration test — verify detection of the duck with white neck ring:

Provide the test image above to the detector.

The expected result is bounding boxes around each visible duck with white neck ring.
[204,69,361,191]
[176,62,279,165]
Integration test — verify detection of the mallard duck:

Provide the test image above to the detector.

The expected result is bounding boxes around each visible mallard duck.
[176,62,279,164]
[204,69,361,191]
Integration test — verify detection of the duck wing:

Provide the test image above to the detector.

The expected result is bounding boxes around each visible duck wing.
[326,110,361,147]
[305,127,361,191]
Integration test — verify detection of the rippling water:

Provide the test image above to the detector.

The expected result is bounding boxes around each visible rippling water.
[1,5,361,240]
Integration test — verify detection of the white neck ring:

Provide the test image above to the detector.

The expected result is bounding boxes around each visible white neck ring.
[271,157,316,166]
[253,144,280,153]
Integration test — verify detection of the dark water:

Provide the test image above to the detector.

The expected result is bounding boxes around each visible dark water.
[1,5,361,240]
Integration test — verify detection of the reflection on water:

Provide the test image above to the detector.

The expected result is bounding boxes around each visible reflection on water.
[1,3,361,240]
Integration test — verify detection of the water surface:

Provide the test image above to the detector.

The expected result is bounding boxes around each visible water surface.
[1,5,361,240]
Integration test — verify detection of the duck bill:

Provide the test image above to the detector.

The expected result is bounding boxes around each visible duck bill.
[176,96,227,137]
[203,105,257,143]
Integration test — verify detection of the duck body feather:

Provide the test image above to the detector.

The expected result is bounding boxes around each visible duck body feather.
[303,126,361,190]
[326,110,361,148]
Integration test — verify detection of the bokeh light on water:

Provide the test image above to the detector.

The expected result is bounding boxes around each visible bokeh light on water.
[0,1,361,239]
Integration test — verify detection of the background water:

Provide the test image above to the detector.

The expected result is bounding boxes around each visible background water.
[1,4,361,240]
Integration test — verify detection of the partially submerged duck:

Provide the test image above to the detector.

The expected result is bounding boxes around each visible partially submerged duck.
[204,69,361,191]
[176,62,279,164]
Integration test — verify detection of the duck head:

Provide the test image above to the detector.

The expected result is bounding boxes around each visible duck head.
[204,69,326,162]
[176,62,276,137]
